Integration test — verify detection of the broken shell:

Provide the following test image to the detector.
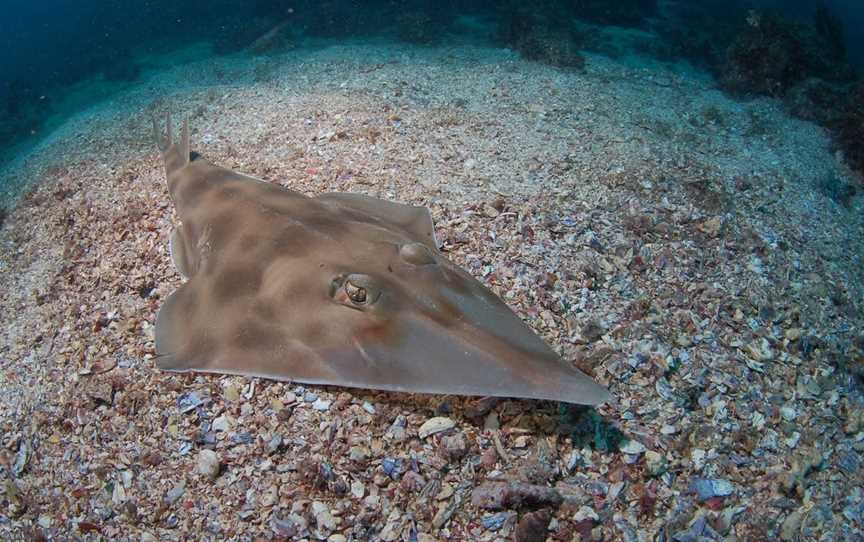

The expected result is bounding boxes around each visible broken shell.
[418,417,455,439]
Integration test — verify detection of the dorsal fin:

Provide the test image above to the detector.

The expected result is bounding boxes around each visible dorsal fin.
[316,192,439,250]
[152,112,191,175]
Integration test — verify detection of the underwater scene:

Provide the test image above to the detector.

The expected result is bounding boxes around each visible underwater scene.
[1,0,863,540]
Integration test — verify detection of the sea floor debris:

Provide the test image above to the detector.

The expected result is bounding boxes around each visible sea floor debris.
[0,43,862,540]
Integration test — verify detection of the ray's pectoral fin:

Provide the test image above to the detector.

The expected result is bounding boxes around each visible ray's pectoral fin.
[169,226,195,278]
[319,314,611,406]
[317,192,438,250]
[154,282,200,372]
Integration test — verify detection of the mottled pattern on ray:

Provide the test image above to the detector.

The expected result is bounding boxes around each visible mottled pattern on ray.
[151,114,610,405]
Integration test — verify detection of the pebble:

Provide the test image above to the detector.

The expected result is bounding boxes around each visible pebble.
[436,483,455,500]
[350,480,365,499]
[212,414,232,432]
[780,405,797,421]
[440,432,469,460]
[312,501,337,532]
[267,434,283,454]
[744,338,774,362]
[515,509,551,542]
[619,439,646,455]
[381,457,404,479]
[471,481,563,511]
[780,510,802,541]
[690,478,734,501]
[645,450,667,476]
[691,448,707,471]
[312,398,331,411]
[481,513,511,531]
[223,385,240,402]
[574,506,599,522]
[362,401,375,414]
[165,480,186,505]
[349,446,369,462]
[197,449,221,480]
[328,535,347,542]
[838,451,861,474]
[418,416,455,438]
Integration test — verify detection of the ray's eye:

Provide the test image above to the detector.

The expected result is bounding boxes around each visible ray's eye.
[331,273,381,308]
[345,280,367,304]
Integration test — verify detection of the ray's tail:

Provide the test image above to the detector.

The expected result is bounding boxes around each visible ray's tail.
[152,111,191,175]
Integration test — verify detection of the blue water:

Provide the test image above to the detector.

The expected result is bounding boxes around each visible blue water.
[0,0,862,200]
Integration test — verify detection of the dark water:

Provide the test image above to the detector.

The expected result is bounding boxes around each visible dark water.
[0,0,862,194]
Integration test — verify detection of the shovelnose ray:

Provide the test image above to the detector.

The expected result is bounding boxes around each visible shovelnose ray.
[151,114,611,405]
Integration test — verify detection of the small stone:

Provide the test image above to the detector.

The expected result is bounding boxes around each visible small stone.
[328,535,347,542]
[418,417,455,438]
[283,392,298,404]
[349,446,369,462]
[267,434,283,454]
[260,485,278,507]
[481,512,512,531]
[165,480,186,505]
[573,505,599,522]
[581,320,605,342]
[691,448,707,471]
[744,338,774,362]
[351,480,365,499]
[484,411,500,431]
[362,401,376,414]
[698,217,722,237]
[271,514,302,538]
[312,501,337,531]
[471,482,562,511]
[619,440,646,455]
[400,471,426,492]
[780,510,802,541]
[785,328,801,341]
[440,432,469,460]
[480,446,498,468]
[436,483,455,500]
[224,385,240,402]
[197,449,221,480]
[312,398,331,411]
[12,440,29,476]
[86,381,115,406]
[660,424,677,435]
[381,457,404,479]
[212,415,231,432]
[514,508,551,542]
[780,405,797,421]
[690,478,734,501]
[645,450,667,476]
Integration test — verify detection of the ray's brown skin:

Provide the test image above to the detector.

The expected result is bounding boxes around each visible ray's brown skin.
[151,114,611,405]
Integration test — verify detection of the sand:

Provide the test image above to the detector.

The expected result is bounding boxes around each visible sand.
[0,42,862,541]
